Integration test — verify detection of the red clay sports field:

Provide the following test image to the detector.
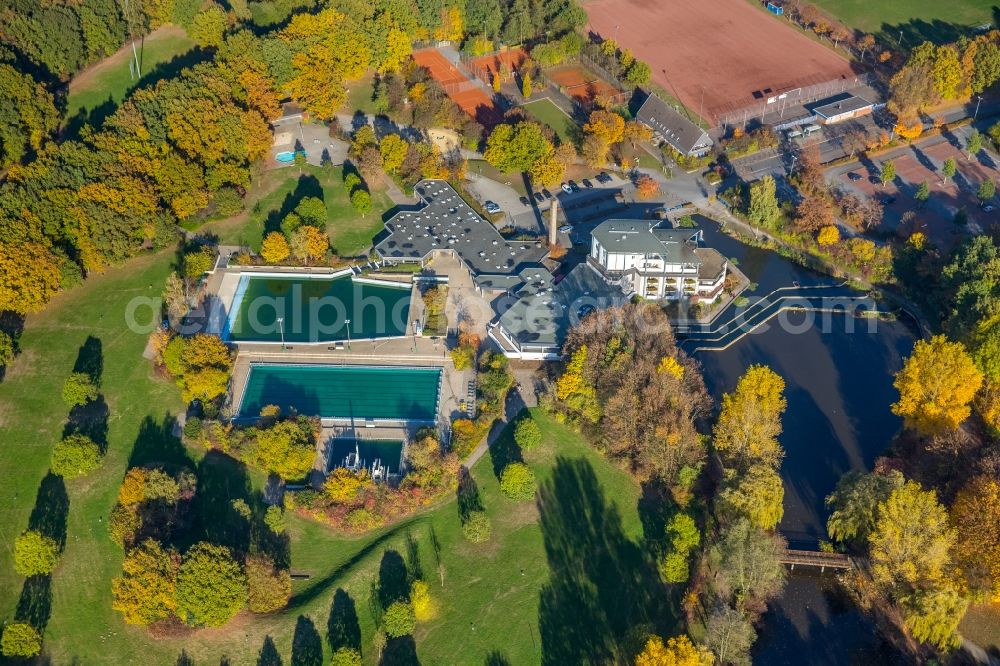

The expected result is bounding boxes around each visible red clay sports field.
[585,0,857,124]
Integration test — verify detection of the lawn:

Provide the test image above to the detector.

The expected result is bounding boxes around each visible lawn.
[209,164,395,258]
[522,98,579,146]
[65,26,199,128]
[345,73,379,115]
[810,0,995,43]
[0,254,673,665]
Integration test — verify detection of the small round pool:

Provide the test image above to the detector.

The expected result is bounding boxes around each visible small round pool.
[275,150,303,163]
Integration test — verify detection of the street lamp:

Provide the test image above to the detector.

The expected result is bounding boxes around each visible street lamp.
[344,319,352,351]
[975,95,984,120]
[276,317,285,350]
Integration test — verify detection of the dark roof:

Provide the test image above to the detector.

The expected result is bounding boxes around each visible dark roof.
[374,180,547,275]
[809,94,874,119]
[635,93,713,155]
[591,220,701,263]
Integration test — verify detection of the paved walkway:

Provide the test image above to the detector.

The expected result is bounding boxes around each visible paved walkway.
[461,362,542,469]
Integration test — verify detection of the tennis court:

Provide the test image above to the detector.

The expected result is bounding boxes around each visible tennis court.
[412,48,499,124]
[224,273,412,343]
[238,364,442,421]
[544,63,622,105]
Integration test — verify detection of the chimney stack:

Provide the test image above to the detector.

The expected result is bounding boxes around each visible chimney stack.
[549,198,559,246]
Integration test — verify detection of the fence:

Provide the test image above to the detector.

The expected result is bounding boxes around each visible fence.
[715,73,876,130]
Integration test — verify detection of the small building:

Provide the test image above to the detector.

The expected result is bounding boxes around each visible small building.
[588,220,727,301]
[809,93,875,125]
[635,93,713,158]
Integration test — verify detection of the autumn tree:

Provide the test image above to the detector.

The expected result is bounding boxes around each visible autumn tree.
[745,176,781,229]
[0,242,62,314]
[290,225,329,262]
[660,512,701,583]
[967,128,983,160]
[704,608,755,666]
[380,134,408,174]
[246,419,316,481]
[14,530,60,576]
[351,189,372,216]
[951,475,1000,600]
[826,470,904,546]
[0,64,59,168]
[635,175,660,200]
[941,157,957,184]
[636,634,713,666]
[879,160,896,187]
[816,225,840,247]
[623,119,653,148]
[713,365,786,471]
[514,416,542,450]
[324,467,373,504]
[175,542,248,627]
[1,623,42,658]
[62,371,98,406]
[111,539,180,625]
[499,462,536,501]
[794,196,833,232]
[717,464,784,530]
[892,335,983,436]
[484,121,553,174]
[261,232,291,264]
[383,600,416,637]
[190,4,227,48]
[978,179,996,204]
[914,180,930,206]
[245,553,291,613]
[714,518,786,608]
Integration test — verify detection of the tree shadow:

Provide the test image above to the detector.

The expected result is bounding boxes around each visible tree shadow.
[537,457,677,665]
[378,549,410,608]
[404,531,422,582]
[127,413,192,469]
[264,175,324,234]
[291,615,323,666]
[72,335,103,383]
[381,636,419,666]
[254,501,292,569]
[457,466,484,523]
[15,575,52,632]
[637,479,676,558]
[327,588,362,652]
[29,473,69,550]
[176,650,195,666]
[487,426,522,480]
[257,635,283,666]
[192,450,253,555]
[484,651,512,666]
[64,395,110,453]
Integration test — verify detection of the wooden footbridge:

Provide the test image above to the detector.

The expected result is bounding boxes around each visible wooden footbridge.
[779,549,852,572]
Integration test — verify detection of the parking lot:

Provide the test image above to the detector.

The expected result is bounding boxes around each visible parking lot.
[832,133,999,247]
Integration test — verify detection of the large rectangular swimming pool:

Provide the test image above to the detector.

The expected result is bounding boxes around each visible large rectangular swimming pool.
[225,273,412,343]
[238,364,442,421]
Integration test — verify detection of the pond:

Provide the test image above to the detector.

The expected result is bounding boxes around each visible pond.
[692,222,917,663]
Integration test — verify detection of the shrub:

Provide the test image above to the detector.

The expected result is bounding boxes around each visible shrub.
[514,417,542,450]
[462,510,492,543]
[1,623,41,658]
[264,505,286,534]
[14,530,59,576]
[108,503,141,547]
[175,542,247,627]
[383,600,416,638]
[62,371,97,406]
[111,539,179,625]
[51,432,101,478]
[817,225,840,246]
[344,507,381,531]
[245,554,291,613]
[331,647,362,666]
[0,330,14,366]
[499,462,536,501]
[213,186,243,216]
[182,416,203,441]
[324,467,372,503]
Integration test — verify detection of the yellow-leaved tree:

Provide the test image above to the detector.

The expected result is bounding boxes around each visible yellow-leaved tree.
[892,335,982,436]
[261,232,290,264]
[555,345,600,422]
[950,475,1000,602]
[635,634,714,666]
[713,364,786,470]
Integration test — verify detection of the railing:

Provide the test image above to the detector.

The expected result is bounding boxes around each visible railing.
[780,549,852,571]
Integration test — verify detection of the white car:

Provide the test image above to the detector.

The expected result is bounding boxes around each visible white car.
[484,201,501,214]
[558,224,573,233]
[560,182,573,194]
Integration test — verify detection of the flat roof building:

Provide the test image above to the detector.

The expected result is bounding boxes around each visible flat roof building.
[808,93,875,125]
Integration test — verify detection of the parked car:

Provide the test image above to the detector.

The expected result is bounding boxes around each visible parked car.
[847,172,862,182]
[568,180,580,192]
[582,178,594,188]
[869,175,881,185]
[519,196,530,206]
[984,204,996,212]
[542,188,553,199]
[484,200,501,213]
[596,172,612,184]
[560,182,573,194]
[533,191,545,203]
[558,224,573,233]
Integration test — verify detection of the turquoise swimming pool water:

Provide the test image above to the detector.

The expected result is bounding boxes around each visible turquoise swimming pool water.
[226,273,412,343]
[328,439,404,475]
[275,150,300,163]
[238,364,442,421]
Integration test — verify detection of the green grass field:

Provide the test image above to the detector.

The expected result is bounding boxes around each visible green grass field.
[65,26,199,126]
[0,249,670,664]
[210,164,394,258]
[522,98,579,146]
[811,0,995,43]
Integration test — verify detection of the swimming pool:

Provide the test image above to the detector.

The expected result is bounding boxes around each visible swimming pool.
[237,364,442,421]
[275,150,304,163]
[224,272,412,343]
[328,439,404,475]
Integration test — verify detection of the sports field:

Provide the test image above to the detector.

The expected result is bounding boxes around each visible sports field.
[238,364,442,420]
[412,48,499,125]
[468,47,528,83]
[811,0,994,43]
[522,98,577,144]
[545,63,621,106]
[585,0,857,124]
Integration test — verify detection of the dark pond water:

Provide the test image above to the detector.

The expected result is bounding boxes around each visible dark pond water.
[693,222,917,664]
